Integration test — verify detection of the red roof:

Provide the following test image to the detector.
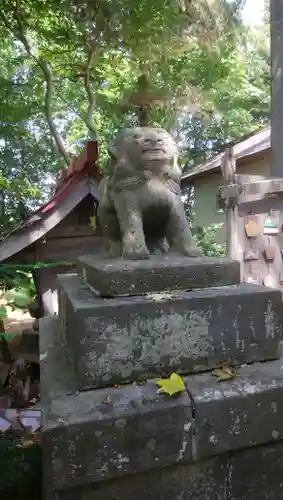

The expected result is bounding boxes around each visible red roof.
[37,141,101,216]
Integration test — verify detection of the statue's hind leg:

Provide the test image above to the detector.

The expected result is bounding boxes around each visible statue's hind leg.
[166,198,202,257]
[148,237,170,255]
[107,241,122,258]
[98,191,122,258]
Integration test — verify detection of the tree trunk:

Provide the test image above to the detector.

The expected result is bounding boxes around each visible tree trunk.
[0,5,71,166]
[0,189,5,221]
[138,106,150,126]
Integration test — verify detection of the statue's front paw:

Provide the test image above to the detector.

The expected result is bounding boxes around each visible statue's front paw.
[122,244,150,260]
[108,242,122,258]
[183,246,203,257]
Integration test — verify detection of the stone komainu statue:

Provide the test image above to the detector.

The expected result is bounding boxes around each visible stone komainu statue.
[98,127,201,259]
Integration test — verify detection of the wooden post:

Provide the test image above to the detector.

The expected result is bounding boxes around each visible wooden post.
[221,148,241,273]
[271,0,283,177]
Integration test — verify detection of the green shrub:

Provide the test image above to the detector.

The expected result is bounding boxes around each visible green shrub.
[0,262,72,312]
[193,223,226,257]
[0,434,41,500]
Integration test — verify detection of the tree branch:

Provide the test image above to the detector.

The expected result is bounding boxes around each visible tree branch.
[58,95,86,120]
[82,45,98,139]
[0,2,71,165]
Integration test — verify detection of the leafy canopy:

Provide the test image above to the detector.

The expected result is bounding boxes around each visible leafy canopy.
[0,0,269,234]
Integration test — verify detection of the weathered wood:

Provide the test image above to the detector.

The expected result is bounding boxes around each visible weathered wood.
[46,223,94,240]
[221,175,283,291]
[237,178,283,204]
[218,184,242,210]
[37,236,106,263]
[5,246,37,264]
[234,174,268,183]
[0,179,99,262]
[220,148,241,272]
[271,0,283,177]
[219,177,283,208]
[45,196,97,240]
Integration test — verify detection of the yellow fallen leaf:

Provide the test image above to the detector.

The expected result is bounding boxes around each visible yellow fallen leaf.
[155,372,185,396]
[212,365,235,382]
[102,395,112,404]
[56,417,67,425]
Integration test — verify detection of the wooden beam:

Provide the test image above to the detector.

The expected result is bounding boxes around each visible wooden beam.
[88,179,100,199]
[237,178,283,204]
[271,0,283,177]
[219,176,283,205]
[234,174,267,183]
[221,148,242,273]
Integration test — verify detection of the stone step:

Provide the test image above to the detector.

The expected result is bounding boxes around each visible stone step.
[186,359,283,461]
[77,254,240,296]
[58,274,283,391]
[41,331,283,494]
[53,443,283,500]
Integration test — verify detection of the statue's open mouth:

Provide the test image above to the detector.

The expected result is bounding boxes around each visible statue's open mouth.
[143,148,165,155]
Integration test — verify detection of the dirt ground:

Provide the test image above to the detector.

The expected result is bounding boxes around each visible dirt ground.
[0,299,40,408]
[0,303,41,500]
[4,314,33,337]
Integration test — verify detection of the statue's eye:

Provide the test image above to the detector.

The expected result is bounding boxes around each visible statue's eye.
[133,134,141,139]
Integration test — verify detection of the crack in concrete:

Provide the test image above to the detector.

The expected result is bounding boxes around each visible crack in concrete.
[224,452,233,500]
[184,379,198,460]
[185,378,234,499]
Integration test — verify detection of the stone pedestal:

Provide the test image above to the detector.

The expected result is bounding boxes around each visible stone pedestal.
[77,255,240,296]
[41,255,283,499]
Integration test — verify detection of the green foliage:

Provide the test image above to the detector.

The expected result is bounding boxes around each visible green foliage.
[0,261,73,282]
[0,0,269,236]
[89,215,97,231]
[0,261,72,311]
[4,288,34,310]
[0,269,35,310]
[180,32,270,170]
[0,306,7,320]
[193,224,226,257]
[0,435,41,499]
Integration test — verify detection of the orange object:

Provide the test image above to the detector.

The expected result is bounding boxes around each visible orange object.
[245,216,260,238]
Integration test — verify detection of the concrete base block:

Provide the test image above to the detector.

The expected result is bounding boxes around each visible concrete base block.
[43,383,192,491]
[186,359,283,460]
[39,316,77,406]
[57,456,228,500]
[229,442,283,499]
[77,254,240,296]
[40,316,192,490]
[54,443,283,500]
[58,275,283,390]
[40,317,283,500]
